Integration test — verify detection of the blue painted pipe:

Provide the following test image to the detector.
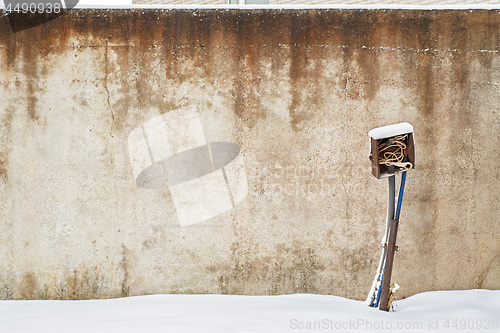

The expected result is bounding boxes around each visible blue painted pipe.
[395,171,407,221]
[374,273,384,308]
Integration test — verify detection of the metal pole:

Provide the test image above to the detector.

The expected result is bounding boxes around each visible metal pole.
[379,171,407,311]
[379,218,399,312]
[378,167,396,311]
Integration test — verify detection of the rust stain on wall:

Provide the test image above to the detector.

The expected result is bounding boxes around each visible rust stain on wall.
[2,9,495,128]
[211,240,325,295]
[19,273,37,300]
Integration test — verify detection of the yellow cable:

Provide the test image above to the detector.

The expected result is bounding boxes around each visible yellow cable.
[378,135,412,171]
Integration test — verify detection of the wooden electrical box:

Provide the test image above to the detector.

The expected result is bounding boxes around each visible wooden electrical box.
[369,123,415,179]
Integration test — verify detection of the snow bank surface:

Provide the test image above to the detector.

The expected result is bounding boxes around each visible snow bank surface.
[0,290,498,333]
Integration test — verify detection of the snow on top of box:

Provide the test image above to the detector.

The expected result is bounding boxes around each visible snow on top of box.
[369,122,413,140]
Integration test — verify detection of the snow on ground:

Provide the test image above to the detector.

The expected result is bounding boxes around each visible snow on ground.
[0,290,498,333]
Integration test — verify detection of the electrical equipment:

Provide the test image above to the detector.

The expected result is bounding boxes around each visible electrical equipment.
[369,122,415,179]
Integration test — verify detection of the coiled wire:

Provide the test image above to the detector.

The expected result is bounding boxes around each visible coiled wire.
[378,135,413,171]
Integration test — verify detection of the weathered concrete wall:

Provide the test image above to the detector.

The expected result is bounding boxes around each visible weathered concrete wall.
[0,9,498,300]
